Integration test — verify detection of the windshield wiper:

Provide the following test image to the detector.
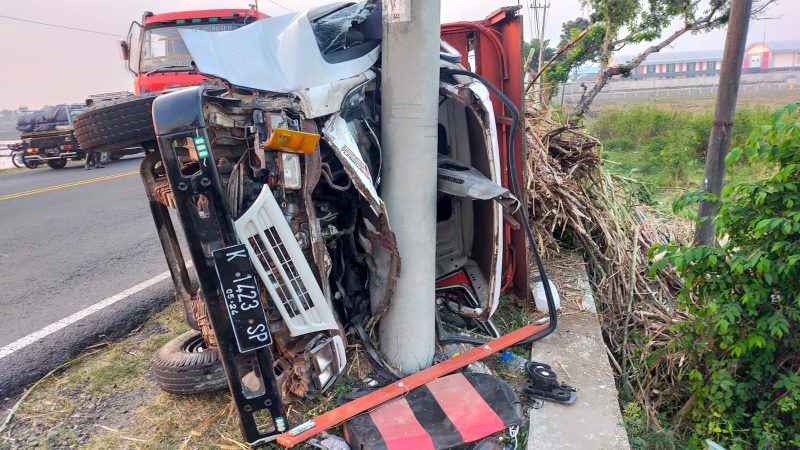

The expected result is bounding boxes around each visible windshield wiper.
[144,65,194,76]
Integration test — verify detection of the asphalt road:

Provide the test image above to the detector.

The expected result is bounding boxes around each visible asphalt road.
[0,156,187,396]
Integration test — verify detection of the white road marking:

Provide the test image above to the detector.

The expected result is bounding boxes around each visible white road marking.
[0,262,192,360]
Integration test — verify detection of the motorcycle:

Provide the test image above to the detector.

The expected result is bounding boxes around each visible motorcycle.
[7,142,26,168]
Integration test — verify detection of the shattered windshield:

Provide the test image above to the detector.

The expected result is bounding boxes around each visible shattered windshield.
[140,23,240,73]
[311,1,378,56]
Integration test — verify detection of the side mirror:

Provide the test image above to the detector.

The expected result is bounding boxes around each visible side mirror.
[119,40,130,61]
[125,21,142,76]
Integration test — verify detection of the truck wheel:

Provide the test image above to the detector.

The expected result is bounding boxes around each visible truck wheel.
[74,93,159,154]
[47,159,68,169]
[151,330,227,394]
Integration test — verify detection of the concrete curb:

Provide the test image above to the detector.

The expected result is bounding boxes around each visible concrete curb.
[527,261,630,449]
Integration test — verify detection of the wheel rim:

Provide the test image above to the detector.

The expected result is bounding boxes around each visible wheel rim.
[183,334,210,353]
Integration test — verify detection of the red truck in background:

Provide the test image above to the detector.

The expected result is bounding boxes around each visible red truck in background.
[73,9,269,157]
[120,8,269,94]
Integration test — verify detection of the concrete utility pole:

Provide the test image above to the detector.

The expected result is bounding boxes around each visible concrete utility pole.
[531,0,550,105]
[695,0,753,245]
[379,0,440,373]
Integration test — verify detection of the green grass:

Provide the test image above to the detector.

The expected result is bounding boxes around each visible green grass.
[0,166,28,175]
[589,105,780,209]
[622,402,687,450]
[589,88,800,114]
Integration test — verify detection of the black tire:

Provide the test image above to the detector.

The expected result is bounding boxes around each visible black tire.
[151,330,227,394]
[47,159,68,169]
[74,93,159,153]
[11,152,24,168]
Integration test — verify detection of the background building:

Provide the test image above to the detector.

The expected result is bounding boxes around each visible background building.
[613,40,800,79]
[745,41,800,70]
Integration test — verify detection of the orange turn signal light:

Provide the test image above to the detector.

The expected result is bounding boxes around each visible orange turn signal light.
[262,128,320,155]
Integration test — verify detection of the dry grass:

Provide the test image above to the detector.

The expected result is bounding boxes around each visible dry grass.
[0,304,267,449]
[524,107,690,426]
[0,302,383,449]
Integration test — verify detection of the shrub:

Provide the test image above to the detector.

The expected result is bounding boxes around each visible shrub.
[650,103,800,449]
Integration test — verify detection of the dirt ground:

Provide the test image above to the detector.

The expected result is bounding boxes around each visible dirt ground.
[0,256,582,450]
[0,300,380,449]
[0,304,251,450]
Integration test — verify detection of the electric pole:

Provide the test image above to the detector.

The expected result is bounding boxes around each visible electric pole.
[695,0,753,245]
[530,0,550,105]
[379,0,440,373]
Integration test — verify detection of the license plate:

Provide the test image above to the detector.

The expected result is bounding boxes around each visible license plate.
[212,244,272,353]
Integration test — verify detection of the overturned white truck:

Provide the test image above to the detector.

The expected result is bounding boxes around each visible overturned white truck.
[74,2,555,446]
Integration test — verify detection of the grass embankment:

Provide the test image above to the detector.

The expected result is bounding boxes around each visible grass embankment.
[589,105,777,210]
[0,301,380,449]
[589,88,800,114]
[1,304,252,449]
[1,295,543,449]
[585,101,800,449]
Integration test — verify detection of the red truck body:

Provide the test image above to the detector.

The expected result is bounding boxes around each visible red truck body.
[128,9,269,94]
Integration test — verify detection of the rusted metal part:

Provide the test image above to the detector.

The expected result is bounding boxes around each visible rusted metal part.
[272,327,314,399]
[191,290,217,348]
[358,212,400,324]
[300,119,331,302]
[276,321,551,448]
[153,179,177,208]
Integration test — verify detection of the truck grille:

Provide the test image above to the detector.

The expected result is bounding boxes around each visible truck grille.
[234,188,337,336]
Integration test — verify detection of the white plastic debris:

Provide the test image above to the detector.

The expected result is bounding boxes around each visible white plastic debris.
[533,279,561,313]
[309,432,351,450]
[466,361,493,375]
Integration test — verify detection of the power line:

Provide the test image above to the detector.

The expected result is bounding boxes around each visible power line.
[264,0,296,13]
[1,2,298,39]
[0,14,123,38]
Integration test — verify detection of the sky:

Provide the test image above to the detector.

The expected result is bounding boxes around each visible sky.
[0,0,797,110]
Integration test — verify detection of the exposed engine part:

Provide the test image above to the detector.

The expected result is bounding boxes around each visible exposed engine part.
[226,154,262,219]
[295,229,310,249]
[320,162,352,191]
[321,224,345,240]
[190,289,216,348]
[316,202,340,226]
